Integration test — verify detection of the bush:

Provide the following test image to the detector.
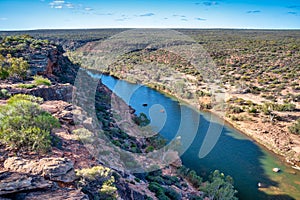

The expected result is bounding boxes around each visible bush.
[200,170,237,200]
[0,89,11,99]
[145,145,155,153]
[289,119,300,135]
[164,187,181,200]
[0,95,59,151]
[7,94,43,104]
[17,83,36,89]
[1,55,29,79]
[33,75,52,86]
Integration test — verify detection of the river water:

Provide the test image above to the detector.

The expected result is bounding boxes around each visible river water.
[89,72,300,200]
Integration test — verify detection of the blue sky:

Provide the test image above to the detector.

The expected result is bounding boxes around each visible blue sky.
[0,0,299,30]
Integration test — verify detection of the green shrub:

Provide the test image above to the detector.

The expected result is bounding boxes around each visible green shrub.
[288,119,300,135]
[17,83,36,89]
[0,67,9,79]
[133,113,150,126]
[7,94,43,104]
[76,165,111,181]
[33,75,51,86]
[164,187,181,200]
[3,55,29,79]
[0,89,11,99]
[200,170,237,200]
[145,145,155,153]
[0,95,59,152]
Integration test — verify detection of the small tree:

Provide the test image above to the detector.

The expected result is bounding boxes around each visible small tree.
[201,170,238,200]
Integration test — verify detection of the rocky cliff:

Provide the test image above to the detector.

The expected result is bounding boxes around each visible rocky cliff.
[0,36,203,200]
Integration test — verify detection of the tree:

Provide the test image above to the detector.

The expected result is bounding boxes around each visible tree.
[201,170,238,200]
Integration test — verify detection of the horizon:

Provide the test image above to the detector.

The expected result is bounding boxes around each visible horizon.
[1,0,300,31]
[1,27,300,32]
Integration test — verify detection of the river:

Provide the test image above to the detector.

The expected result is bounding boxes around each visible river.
[88,71,300,200]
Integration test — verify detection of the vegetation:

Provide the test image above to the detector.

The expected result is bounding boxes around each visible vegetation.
[289,118,300,135]
[33,75,52,86]
[177,166,202,188]
[0,94,59,151]
[201,170,238,200]
[17,83,36,89]
[0,54,29,79]
[76,166,118,200]
[0,88,11,99]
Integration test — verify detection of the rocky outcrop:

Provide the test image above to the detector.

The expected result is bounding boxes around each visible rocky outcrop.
[24,188,89,200]
[116,178,155,200]
[4,157,76,183]
[27,84,73,102]
[0,171,52,195]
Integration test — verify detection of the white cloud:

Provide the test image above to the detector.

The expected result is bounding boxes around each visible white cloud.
[84,7,93,11]
[0,17,8,21]
[49,0,66,8]
[47,1,92,12]
[53,0,65,3]
[66,3,74,8]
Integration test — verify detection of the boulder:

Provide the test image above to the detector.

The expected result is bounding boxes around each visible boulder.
[40,158,76,183]
[4,157,76,183]
[0,171,52,195]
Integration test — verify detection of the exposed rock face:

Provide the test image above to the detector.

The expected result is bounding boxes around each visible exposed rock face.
[24,189,89,200]
[27,84,73,102]
[4,157,76,183]
[0,171,52,195]
[43,45,79,84]
[116,178,154,200]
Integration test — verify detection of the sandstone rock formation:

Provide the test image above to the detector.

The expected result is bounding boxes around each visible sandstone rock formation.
[4,157,76,183]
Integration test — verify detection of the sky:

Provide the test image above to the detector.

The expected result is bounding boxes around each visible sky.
[0,0,299,30]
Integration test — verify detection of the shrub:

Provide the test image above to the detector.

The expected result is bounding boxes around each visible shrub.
[17,83,36,89]
[133,113,150,126]
[288,119,300,135]
[0,95,59,152]
[3,55,29,79]
[164,187,181,200]
[145,145,155,153]
[200,170,237,200]
[33,75,52,86]
[76,165,111,181]
[0,89,11,99]
[7,94,43,104]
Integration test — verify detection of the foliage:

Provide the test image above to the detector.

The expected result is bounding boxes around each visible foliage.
[133,112,150,126]
[261,102,296,112]
[17,83,36,89]
[0,88,11,99]
[73,128,95,143]
[99,177,118,199]
[33,75,52,86]
[76,166,118,200]
[0,54,29,79]
[148,182,181,200]
[288,118,300,135]
[200,170,238,200]
[76,165,111,181]
[7,94,43,104]
[0,95,60,152]
[177,166,202,188]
